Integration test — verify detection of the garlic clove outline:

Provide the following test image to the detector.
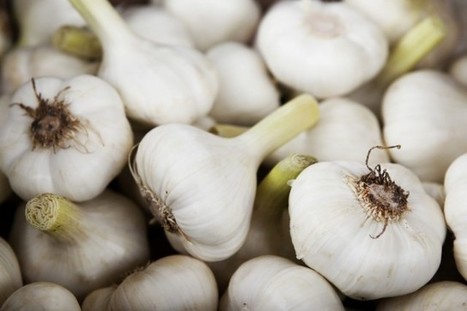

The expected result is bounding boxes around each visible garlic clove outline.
[69,0,219,126]
[220,255,345,311]
[8,190,151,300]
[82,255,218,311]
[0,75,133,202]
[132,94,320,261]
[0,238,22,306]
[288,151,446,299]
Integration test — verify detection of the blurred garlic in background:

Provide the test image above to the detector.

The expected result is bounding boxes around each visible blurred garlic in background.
[0,238,22,306]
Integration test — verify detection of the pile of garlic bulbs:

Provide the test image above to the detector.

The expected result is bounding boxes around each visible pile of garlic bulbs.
[1,0,467,309]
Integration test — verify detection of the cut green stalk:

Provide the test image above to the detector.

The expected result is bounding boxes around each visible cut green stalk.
[25,193,83,242]
[255,153,317,215]
[52,25,102,61]
[377,15,445,87]
[209,123,247,138]
[236,94,320,160]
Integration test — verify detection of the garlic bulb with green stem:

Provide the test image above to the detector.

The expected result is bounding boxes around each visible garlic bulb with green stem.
[0,282,80,311]
[9,190,150,300]
[255,0,388,98]
[13,0,86,47]
[208,153,317,291]
[0,75,133,202]
[382,69,467,183]
[288,146,446,300]
[82,255,218,311]
[444,153,467,280]
[206,41,280,126]
[160,0,261,51]
[220,255,345,311]
[1,45,99,94]
[69,0,218,127]
[376,281,467,310]
[132,94,320,261]
[0,238,22,306]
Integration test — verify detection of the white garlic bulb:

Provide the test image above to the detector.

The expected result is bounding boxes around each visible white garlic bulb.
[0,75,133,202]
[376,281,467,310]
[132,94,320,261]
[444,153,467,280]
[0,238,22,306]
[256,0,388,98]
[122,4,194,47]
[1,45,98,94]
[382,70,467,183]
[9,190,150,300]
[13,0,85,47]
[265,97,389,167]
[70,0,218,127]
[449,54,467,88]
[160,0,261,51]
[288,152,446,300]
[0,282,80,311]
[206,41,280,126]
[82,255,218,311]
[220,255,345,311]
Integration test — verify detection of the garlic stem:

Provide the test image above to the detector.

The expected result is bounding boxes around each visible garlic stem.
[52,25,102,60]
[25,193,83,242]
[255,153,317,216]
[377,16,445,86]
[68,0,135,48]
[235,94,319,160]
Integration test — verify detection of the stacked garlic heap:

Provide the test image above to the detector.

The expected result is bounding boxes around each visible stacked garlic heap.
[0,0,467,309]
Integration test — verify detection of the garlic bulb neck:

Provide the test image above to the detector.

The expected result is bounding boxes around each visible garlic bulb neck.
[53,26,102,61]
[25,193,83,242]
[12,79,89,151]
[349,145,409,239]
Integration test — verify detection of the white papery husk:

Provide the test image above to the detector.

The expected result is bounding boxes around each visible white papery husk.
[289,161,446,300]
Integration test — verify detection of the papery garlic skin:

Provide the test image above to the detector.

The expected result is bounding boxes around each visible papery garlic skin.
[70,0,218,126]
[382,70,467,183]
[422,182,445,209]
[256,0,388,98]
[289,161,446,300]
[0,75,133,202]
[376,281,467,311]
[206,42,280,126]
[265,97,389,167]
[444,153,467,280]
[13,0,85,47]
[0,282,80,311]
[0,238,22,306]
[1,45,98,94]
[161,0,261,51]
[122,5,194,47]
[88,255,218,311]
[449,54,467,88]
[220,255,344,311]
[9,190,150,300]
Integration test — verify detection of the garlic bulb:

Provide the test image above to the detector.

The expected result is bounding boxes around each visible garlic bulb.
[0,75,133,202]
[256,0,388,98]
[444,153,467,280]
[1,45,98,94]
[9,191,150,300]
[382,70,467,183]
[0,238,22,306]
[288,148,446,300]
[160,0,261,51]
[132,94,320,261]
[70,0,218,126]
[82,255,218,311]
[220,255,344,311]
[376,281,467,310]
[13,0,86,47]
[0,282,80,311]
[265,97,389,167]
[122,4,194,47]
[206,41,280,126]
[208,153,316,291]
[449,54,467,88]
